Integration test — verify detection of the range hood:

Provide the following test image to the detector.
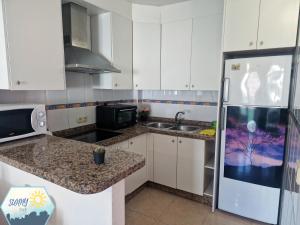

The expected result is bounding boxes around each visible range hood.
[62,3,121,74]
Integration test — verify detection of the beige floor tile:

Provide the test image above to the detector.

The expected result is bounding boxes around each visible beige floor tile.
[126,187,176,219]
[126,209,156,225]
[203,210,254,225]
[158,195,211,225]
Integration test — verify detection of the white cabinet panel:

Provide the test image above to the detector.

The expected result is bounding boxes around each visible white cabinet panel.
[0,0,65,90]
[161,19,192,90]
[92,13,132,90]
[146,133,154,182]
[111,13,133,90]
[223,0,260,52]
[125,135,147,195]
[257,0,300,49]
[153,134,177,188]
[177,138,205,195]
[133,22,161,90]
[191,15,223,90]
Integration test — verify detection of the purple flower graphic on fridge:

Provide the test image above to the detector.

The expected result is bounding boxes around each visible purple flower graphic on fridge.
[224,106,288,188]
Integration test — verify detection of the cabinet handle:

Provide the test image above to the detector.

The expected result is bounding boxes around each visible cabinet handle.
[114,83,118,87]
[135,84,138,87]
[171,140,175,143]
[185,84,189,88]
[130,141,133,145]
[179,140,182,144]
[191,85,195,88]
[249,41,253,46]
[260,41,264,46]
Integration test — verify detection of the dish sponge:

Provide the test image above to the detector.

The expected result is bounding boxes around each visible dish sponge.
[199,129,216,137]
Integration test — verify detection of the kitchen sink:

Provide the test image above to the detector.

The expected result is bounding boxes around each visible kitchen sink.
[168,125,201,132]
[146,122,174,129]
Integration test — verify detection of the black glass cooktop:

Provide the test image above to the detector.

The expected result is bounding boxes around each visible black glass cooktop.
[67,130,121,143]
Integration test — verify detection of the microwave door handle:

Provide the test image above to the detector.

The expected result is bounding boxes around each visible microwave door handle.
[119,109,135,112]
[223,78,230,103]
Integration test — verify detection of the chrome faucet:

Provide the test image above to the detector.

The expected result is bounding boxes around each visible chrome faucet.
[175,111,185,126]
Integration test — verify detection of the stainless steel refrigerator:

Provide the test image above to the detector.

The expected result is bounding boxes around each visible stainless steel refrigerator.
[218,55,292,224]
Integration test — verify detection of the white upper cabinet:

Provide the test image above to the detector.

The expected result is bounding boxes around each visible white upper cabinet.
[190,14,223,90]
[223,0,260,52]
[0,0,65,90]
[133,22,161,90]
[257,0,300,50]
[223,0,300,52]
[161,19,193,90]
[92,13,133,90]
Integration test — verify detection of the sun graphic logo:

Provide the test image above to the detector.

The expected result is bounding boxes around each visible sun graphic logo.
[1,187,55,225]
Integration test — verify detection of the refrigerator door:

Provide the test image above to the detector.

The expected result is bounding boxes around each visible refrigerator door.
[224,55,292,107]
[218,106,288,224]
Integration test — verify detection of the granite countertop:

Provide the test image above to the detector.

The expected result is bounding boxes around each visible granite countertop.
[95,119,215,147]
[0,135,145,194]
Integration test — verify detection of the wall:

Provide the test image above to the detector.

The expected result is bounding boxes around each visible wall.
[0,73,134,132]
[138,90,218,122]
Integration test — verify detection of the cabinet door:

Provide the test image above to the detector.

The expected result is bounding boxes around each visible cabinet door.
[111,14,133,90]
[133,22,161,90]
[191,15,223,90]
[153,134,177,188]
[146,133,154,182]
[125,135,147,195]
[4,0,65,90]
[257,0,300,49]
[223,0,260,52]
[177,138,205,195]
[161,19,192,90]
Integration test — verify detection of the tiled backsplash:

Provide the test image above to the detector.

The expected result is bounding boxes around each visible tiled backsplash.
[137,90,218,122]
[0,74,218,132]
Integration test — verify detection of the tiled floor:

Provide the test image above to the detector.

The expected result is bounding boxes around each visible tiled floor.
[126,187,264,225]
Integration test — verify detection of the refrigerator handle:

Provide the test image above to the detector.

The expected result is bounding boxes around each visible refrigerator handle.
[223,78,230,102]
[220,107,226,131]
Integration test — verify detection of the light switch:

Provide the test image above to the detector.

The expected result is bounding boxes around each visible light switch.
[297,160,300,186]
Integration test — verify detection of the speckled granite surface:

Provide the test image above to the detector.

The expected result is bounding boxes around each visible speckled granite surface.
[0,135,145,194]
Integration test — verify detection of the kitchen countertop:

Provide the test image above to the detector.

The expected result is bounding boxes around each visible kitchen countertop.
[0,135,145,194]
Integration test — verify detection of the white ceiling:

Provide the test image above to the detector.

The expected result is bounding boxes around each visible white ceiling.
[127,0,190,6]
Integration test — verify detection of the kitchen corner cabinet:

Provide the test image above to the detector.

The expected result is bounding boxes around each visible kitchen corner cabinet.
[113,135,147,195]
[0,0,65,90]
[223,0,300,52]
[177,137,205,195]
[161,19,193,90]
[133,22,161,90]
[92,13,133,90]
[153,134,178,188]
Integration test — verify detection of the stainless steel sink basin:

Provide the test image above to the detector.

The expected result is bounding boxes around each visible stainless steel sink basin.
[169,125,201,132]
[146,122,174,129]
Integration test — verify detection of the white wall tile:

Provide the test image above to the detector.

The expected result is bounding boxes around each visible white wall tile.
[46,90,67,105]
[47,109,70,132]
[86,106,96,124]
[67,107,88,129]
[66,72,86,103]
[85,76,95,102]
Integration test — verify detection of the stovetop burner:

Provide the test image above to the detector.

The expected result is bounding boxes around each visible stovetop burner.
[67,130,121,143]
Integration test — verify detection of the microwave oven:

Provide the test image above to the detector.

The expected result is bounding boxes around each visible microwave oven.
[0,104,48,143]
[96,104,137,130]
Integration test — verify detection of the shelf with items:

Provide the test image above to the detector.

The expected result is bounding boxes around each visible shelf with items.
[205,157,215,170]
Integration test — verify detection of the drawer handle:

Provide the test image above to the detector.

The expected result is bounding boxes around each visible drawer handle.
[171,140,175,143]
[179,140,182,144]
[249,41,253,46]
[130,142,133,145]
[260,41,264,46]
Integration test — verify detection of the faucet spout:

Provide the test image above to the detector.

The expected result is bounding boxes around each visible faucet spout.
[175,111,185,126]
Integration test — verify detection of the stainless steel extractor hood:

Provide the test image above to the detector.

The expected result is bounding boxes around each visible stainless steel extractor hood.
[62,3,121,74]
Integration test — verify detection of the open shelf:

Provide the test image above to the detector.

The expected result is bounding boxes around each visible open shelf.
[204,180,213,197]
[205,157,215,170]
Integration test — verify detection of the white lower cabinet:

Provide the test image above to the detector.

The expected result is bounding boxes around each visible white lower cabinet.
[177,137,205,195]
[124,135,148,195]
[153,134,178,188]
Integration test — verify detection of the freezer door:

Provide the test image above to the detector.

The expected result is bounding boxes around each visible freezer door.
[224,55,292,107]
[218,106,288,224]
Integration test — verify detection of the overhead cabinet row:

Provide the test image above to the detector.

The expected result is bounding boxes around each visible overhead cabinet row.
[223,0,300,52]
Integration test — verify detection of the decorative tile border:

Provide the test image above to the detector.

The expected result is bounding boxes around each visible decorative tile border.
[46,99,137,110]
[139,99,217,106]
[46,99,217,110]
